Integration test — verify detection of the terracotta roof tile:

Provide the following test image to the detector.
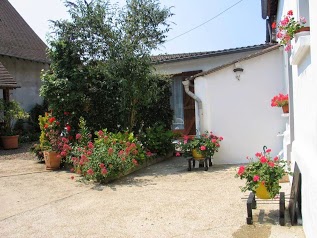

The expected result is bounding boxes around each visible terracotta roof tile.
[0,0,49,63]
[0,61,19,88]
[151,43,275,64]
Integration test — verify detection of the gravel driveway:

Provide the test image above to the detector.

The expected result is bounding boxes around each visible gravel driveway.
[0,144,305,238]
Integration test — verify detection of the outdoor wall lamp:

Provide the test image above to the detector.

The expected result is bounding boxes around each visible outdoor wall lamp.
[233,63,244,80]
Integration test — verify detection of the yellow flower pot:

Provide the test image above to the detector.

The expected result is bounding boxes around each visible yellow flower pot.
[192,149,205,160]
[255,183,271,199]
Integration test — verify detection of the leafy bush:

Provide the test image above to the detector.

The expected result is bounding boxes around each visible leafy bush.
[138,123,174,156]
[40,0,173,133]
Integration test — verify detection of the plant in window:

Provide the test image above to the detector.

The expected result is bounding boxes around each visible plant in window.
[275,10,307,51]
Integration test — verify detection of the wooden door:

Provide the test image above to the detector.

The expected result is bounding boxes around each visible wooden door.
[171,70,201,136]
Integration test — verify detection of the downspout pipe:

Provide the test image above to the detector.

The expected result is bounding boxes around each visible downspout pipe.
[182,80,202,136]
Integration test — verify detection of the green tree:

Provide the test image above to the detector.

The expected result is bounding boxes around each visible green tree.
[40,0,172,132]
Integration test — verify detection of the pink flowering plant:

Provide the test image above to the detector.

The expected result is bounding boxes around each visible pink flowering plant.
[275,10,307,51]
[235,148,292,198]
[68,118,149,183]
[178,131,223,158]
[270,93,288,107]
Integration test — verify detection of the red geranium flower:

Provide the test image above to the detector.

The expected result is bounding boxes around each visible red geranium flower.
[48,117,56,124]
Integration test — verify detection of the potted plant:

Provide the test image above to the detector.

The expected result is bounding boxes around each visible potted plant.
[271,93,289,113]
[42,113,62,170]
[178,132,223,159]
[274,10,308,51]
[235,148,292,199]
[0,99,29,149]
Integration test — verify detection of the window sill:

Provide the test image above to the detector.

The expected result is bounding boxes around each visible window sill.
[290,35,310,65]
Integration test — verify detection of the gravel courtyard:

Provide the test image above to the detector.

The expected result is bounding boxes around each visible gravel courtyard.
[0,144,305,238]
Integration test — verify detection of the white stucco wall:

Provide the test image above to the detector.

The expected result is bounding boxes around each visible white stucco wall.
[281,0,317,236]
[154,49,267,75]
[0,56,49,112]
[194,49,285,164]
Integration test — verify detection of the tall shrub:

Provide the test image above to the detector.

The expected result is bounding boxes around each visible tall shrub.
[40,0,173,132]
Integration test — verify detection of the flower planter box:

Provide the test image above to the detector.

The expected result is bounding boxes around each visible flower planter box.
[103,152,173,183]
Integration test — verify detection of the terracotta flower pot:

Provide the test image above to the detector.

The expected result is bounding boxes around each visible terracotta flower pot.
[282,104,289,113]
[1,135,19,149]
[44,151,61,170]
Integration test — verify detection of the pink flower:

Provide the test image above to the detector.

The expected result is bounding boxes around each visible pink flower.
[276,31,284,39]
[266,149,271,153]
[300,17,306,24]
[86,151,92,156]
[211,139,217,143]
[287,10,293,16]
[253,175,260,182]
[76,133,82,140]
[200,145,206,151]
[260,156,268,163]
[99,163,105,168]
[70,168,74,172]
[255,152,262,158]
[184,140,188,144]
[219,136,223,141]
[101,168,107,175]
[237,166,245,176]
[274,156,279,161]
[98,130,104,137]
[146,151,153,156]
[132,159,138,166]
[183,135,189,140]
[87,168,94,175]
[119,150,124,156]
[285,43,292,52]
[268,161,275,168]
[60,151,67,157]
[175,152,181,157]
[88,142,94,149]
[108,148,113,155]
[65,124,71,132]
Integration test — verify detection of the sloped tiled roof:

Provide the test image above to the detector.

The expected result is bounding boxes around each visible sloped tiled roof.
[0,0,49,63]
[151,43,275,64]
[0,61,19,88]
[188,44,280,81]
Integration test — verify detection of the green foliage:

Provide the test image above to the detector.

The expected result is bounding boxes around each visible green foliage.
[40,0,173,133]
[0,99,29,135]
[138,123,174,156]
[39,113,49,149]
[13,103,48,142]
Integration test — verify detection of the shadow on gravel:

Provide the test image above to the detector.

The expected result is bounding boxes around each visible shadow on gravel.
[102,157,238,189]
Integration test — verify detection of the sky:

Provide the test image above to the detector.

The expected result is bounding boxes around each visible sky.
[8,0,266,55]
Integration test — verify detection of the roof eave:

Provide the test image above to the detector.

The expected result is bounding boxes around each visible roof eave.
[188,44,280,81]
